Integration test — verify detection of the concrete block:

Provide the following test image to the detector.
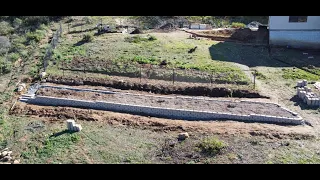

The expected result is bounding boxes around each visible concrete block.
[297,81,303,87]
[299,91,306,99]
[303,80,308,86]
[74,124,82,132]
[306,87,312,92]
[307,97,312,106]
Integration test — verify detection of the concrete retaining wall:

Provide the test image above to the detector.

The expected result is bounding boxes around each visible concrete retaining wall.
[24,95,304,125]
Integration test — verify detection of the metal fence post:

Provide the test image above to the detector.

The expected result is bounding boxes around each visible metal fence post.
[253,70,256,90]
[172,68,175,85]
[140,64,142,83]
[59,23,62,37]
[63,61,65,77]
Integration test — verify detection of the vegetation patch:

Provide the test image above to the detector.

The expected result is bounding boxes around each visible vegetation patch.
[197,137,227,156]
[282,68,319,81]
[231,22,246,28]
[125,35,157,43]
[21,132,80,160]
[82,33,94,43]
[253,71,267,80]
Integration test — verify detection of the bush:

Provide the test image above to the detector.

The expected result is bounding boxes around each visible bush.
[82,33,93,42]
[8,53,20,62]
[231,22,246,28]
[0,21,14,36]
[13,18,22,28]
[26,29,46,43]
[0,36,10,55]
[197,137,227,155]
[0,56,12,74]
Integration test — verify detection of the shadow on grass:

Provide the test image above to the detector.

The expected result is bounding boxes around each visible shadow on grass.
[209,41,291,68]
[50,130,75,138]
[209,41,320,69]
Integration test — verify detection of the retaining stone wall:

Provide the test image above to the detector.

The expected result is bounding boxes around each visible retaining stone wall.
[25,95,304,125]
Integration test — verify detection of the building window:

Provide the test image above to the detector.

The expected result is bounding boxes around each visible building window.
[289,16,308,23]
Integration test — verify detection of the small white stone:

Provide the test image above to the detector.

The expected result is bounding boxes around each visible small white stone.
[13,159,20,164]
[178,132,189,140]
[1,151,8,156]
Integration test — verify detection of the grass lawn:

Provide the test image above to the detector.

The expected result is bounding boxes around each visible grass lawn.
[47,28,250,85]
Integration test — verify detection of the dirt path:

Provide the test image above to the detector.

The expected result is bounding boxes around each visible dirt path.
[11,102,315,140]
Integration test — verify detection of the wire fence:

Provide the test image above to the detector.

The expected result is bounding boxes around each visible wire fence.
[57,59,255,87]
[43,23,63,72]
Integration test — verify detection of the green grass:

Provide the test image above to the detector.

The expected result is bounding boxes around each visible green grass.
[21,132,80,161]
[268,148,320,164]
[0,114,172,164]
[125,35,157,43]
[53,45,86,62]
[47,32,251,84]
[231,22,246,28]
[282,68,319,81]
[253,70,267,80]
[197,137,227,156]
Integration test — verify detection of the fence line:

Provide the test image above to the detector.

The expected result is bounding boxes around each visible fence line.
[43,23,63,72]
[57,59,253,87]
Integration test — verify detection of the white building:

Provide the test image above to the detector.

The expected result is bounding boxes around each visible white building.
[269,16,320,49]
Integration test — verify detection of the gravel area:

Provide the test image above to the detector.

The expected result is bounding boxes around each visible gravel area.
[36,87,296,118]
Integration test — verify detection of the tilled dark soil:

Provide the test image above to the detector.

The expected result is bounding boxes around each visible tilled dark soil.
[46,75,268,98]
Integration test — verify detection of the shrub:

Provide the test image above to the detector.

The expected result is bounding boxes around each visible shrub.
[231,22,246,28]
[197,137,227,155]
[82,33,93,42]
[0,36,10,55]
[13,18,22,28]
[26,29,46,43]
[0,56,12,74]
[8,53,20,62]
[0,21,14,36]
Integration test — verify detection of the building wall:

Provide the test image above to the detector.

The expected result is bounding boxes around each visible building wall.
[269,16,320,49]
[269,16,320,30]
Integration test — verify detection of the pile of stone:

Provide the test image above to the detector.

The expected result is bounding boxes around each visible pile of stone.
[66,119,82,132]
[296,80,320,107]
[0,148,20,164]
[314,82,320,90]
